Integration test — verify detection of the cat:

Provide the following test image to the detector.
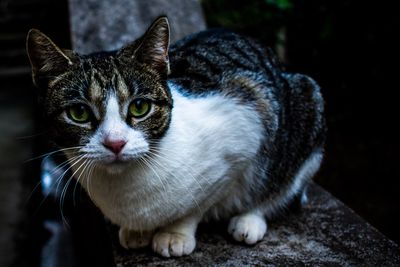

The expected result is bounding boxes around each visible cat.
[26,16,326,257]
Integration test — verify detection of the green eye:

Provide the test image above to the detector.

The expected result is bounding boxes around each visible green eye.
[128,99,151,118]
[67,104,91,123]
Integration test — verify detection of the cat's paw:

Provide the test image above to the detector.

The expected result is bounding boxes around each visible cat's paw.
[119,228,153,249]
[152,231,196,257]
[228,213,267,245]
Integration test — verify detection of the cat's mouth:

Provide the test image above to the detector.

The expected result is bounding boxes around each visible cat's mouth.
[94,155,133,174]
[96,152,145,166]
[101,155,130,165]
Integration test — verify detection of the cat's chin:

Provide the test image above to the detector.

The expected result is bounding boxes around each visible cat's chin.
[94,153,145,174]
[94,157,134,174]
[102,160,132,174]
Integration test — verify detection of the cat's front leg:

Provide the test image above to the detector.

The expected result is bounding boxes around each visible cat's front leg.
[119,228,154,249]
[152,213,202,257]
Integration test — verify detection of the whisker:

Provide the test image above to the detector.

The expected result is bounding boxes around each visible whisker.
[24,154,82,205]
[30,155,84,218]
[24,146,84,163]
[143,153,204,215]
[137,157,181,213]
[73,158,92,206]
[146,147,213,188]
[147,149,209,192]
[15,131,48,140]
[85,160,96,199]
[55,155,86,197]
[140,155,168,193]
[59,156,87,227]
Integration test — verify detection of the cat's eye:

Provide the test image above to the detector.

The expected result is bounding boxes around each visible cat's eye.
[128,99,151,118]
[67,104,92,123]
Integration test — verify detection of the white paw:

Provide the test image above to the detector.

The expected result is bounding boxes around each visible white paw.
[228,213,267,245]
[119,228,153,249]
[152,231,196,257]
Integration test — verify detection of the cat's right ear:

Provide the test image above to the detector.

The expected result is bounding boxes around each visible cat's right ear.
[118,16,170,76]
[26,29,77,88]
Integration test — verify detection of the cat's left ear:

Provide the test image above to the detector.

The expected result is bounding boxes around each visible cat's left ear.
[26,29,78,88]
[119,16,170,76]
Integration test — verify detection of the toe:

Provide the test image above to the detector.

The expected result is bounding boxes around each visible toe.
[228,213,267,245]
[152,232,196,257]
[170,239,183,256]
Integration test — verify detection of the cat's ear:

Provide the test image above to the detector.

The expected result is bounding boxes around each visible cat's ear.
[119,16,170,75]
[26,29,78,87]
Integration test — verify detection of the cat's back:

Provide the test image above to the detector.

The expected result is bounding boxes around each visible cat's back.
[168,29,283,95]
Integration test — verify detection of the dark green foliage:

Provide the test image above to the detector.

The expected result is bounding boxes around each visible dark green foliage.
[202,0,294,46]
[202,0,336,57]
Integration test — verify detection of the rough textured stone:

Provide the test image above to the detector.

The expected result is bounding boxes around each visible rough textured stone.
[68,0,206,54]
[112,183,400,266]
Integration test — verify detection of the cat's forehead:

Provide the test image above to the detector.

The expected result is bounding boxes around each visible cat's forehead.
[81,55,131,103]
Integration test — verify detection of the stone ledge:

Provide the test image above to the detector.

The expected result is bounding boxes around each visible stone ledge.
[112,183,400,266]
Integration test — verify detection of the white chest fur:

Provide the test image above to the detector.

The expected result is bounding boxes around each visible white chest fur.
[74,84,264,231]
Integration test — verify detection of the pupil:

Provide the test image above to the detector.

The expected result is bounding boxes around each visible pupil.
[136,100,143,110]
[135,100,146,112]
[77,106,85,116]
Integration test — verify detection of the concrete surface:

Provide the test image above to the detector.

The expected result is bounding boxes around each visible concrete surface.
[112,183,400,266]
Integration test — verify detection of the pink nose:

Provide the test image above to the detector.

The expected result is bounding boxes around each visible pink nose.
[103,139,127,154]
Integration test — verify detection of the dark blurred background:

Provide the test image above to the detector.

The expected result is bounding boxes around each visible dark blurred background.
[0,0,399,266]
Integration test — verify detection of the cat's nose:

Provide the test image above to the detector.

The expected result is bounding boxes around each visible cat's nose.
[103,139,127,154]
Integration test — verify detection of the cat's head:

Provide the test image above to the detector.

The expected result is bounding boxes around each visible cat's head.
[26,17,172,173]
